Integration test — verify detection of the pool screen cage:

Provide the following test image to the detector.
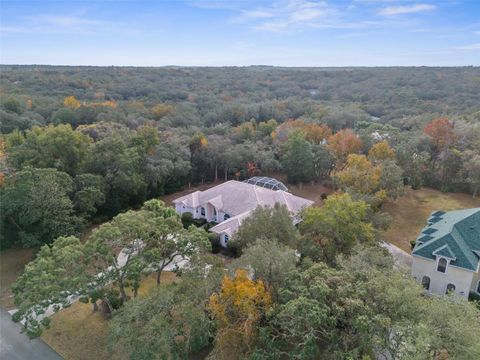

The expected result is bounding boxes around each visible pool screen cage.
[243,176,288,192]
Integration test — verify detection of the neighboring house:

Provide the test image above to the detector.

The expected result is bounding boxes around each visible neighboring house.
[173,178,314,247]
[411,208,480,299]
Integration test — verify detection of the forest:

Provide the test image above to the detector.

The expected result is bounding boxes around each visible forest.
[1,66,480,359]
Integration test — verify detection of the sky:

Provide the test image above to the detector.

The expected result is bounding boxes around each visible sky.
[1,0,479,66]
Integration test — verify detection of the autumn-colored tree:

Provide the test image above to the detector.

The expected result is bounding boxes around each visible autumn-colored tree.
[189,132,208,155]
[63,95,81,109]
[257,119,278,138]
[327,129,363,166]
[368,140,395,163]
[246,162,257,177]
[424,118,457,151]
[303,123,332,144]
[234,121,256,140]
[334,154,382,194]
[209,269,272,359]
[90,100,117,108]
[151,103,175,120]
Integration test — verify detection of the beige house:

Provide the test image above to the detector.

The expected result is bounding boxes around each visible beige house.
[411,208,480,299]
[173,178,314,247]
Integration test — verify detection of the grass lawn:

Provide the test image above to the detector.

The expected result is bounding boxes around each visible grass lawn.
[383,187,479,252]
[0,247,34,310]
[41,271,177,360]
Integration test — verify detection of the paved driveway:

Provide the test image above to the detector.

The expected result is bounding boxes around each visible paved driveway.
[381,241,413,271]
[0,309,63,360]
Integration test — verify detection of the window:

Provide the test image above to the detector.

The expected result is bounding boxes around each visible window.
[477,281,480,294]
[446,283,456,294]
[224,234,229,244]
[224,214,230,221]
[200,207,205,216]
[421,276,431,290]
[437,258,447,273]
[213,208,217,216]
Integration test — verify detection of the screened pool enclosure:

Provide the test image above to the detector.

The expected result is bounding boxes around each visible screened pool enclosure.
[243,177,288,191]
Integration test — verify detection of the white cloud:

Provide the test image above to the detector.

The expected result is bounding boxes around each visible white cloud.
[454,43,480,51]
[1,13,126,36]
[378,3,436,16]
[234,0,335,32]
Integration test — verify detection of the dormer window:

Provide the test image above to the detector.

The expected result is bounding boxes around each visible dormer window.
[437,258,447,273]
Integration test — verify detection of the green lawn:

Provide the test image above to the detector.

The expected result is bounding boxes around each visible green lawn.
[383,187,479,252]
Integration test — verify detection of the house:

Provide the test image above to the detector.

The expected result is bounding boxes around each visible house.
[411,208,480,299]
[173,178,314,247]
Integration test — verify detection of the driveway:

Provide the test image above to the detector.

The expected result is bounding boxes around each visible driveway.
[0,309,63,360]
[381,241,413,271]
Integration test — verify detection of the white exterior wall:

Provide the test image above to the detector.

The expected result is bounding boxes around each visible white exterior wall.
[219,233,230,248]
[471,267,480,294]
[412,255,475,299]
[175,203,197,218]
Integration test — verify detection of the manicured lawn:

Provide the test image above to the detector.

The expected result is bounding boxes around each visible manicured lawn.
[41,272,177,360]
[0,247,34,310]
[383,187,479,252]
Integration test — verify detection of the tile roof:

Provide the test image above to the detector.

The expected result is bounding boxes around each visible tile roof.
[173,180,314,236]
[173,180,313,216]
[412,208,480,271]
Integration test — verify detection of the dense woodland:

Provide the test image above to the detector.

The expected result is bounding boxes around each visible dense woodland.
[1,66,480,359]
[1,66,479,249]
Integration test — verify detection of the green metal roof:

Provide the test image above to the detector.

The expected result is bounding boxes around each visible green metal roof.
[412,208,480,271]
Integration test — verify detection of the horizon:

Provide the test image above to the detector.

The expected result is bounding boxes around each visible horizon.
[1,0,479,67]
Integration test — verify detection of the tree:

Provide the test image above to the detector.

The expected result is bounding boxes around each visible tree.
[281,131,314,183]
[299,193,374,264]
[73,174,106,218]
[231,204,299,255]
[63,96,81,109]
[151,103,175,120]
[2,97,23,114]
[253,245,480,359]
[424,118,457,151]
[12,236,92,337]
[327,129,363,166]
[85,131,147,215]
[252,262,338,359]
[108,259,223,360]
[0,167,82,247]
[86,200,210,302]
[379,159,404,200]
[6,124,92,176]
[209,269,272,360]
[462,150,480,197]
[368,140,395,163]
[334,154,382,194]
[312,144,335,180]
[234,238,297,300]
[140,199,211,285]
[302,123,332,144]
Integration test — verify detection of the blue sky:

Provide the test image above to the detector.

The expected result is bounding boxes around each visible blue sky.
[1,0,479,66]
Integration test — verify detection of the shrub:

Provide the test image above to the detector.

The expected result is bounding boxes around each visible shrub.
[181,212,193,228]
[208,233,221,254]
